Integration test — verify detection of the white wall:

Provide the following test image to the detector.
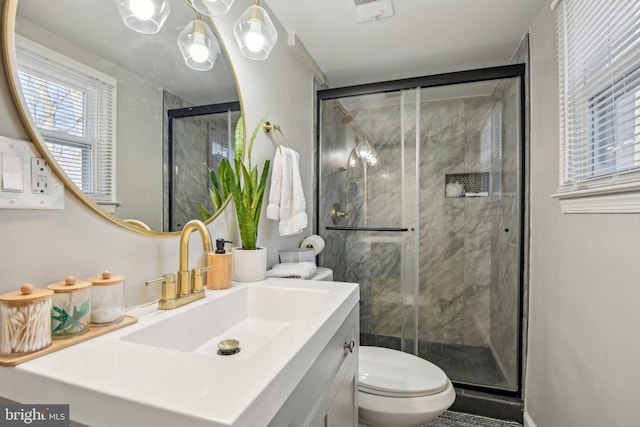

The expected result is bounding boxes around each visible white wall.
[525,1,640,426]
[0,0,316,308]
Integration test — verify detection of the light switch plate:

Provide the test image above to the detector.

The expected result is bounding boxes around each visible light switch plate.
[0,136,64,210]
[1,153,23,192]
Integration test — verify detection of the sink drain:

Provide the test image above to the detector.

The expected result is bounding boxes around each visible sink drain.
[217,339,240,356]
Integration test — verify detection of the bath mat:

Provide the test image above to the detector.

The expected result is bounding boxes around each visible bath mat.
[422,410,522,427]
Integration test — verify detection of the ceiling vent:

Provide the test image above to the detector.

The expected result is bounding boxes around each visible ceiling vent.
[348,0,394,23]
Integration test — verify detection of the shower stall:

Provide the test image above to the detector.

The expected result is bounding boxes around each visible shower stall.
[317,65,526,396]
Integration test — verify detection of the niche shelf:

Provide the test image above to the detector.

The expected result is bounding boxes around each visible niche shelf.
[445,172,490,198]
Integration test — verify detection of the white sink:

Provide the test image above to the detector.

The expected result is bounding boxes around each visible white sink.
[0,279,359,427]
[122,285,329,359]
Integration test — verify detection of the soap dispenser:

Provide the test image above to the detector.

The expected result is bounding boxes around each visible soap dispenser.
[207,239,233,290]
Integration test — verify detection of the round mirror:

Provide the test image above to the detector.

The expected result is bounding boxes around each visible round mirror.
[2,0,242,234]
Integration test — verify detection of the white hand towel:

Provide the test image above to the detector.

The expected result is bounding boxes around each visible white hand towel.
[278,147,308,236]
[266,147,283,220]
[266,262,317,279]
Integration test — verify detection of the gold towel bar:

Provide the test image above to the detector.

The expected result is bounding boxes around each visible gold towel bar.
[262,121,290,149]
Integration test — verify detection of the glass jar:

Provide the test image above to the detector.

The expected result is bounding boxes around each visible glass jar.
[0,284,53,355]
[86,271,125,325]
[47,276,92,338]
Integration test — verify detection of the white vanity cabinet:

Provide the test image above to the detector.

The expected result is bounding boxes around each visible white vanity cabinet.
[269,305,359,427]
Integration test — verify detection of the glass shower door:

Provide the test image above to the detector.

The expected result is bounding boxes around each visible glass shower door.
[318,89,419,353]
[415,78,521,392]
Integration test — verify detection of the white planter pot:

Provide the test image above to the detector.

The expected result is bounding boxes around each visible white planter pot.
[231,247,267,282]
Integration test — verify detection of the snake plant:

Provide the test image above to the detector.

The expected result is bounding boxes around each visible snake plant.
[199,116,270,250]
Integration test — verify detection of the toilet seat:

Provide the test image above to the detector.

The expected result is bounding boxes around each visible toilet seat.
[359,346,449,398]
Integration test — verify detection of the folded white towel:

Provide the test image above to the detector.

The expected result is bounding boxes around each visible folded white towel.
[267,147,308,236]
[266,262,317,280]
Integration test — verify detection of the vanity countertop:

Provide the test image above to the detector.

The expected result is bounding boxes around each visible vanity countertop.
[0,278,359,427]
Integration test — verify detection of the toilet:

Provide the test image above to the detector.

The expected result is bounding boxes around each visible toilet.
[358,346,455,426]
[311,267,455,426]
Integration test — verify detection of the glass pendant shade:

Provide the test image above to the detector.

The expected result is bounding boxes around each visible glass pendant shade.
[355,139,373,159]
[113,0,170,34]
[233,4,278,60]
[177,19,221,71]
[191,0,236,16]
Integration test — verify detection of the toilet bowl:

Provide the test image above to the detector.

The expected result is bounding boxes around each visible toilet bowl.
[358,346,455,427]
[312,269,454,426]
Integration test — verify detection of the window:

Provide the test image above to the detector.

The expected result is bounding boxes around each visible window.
[16,36,117,207]
[553,0,640,213]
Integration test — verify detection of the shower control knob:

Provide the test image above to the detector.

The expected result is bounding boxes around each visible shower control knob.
[344,340,355,353]
[331,203,349,225]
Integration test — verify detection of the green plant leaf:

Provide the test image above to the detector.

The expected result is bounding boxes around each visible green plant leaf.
[209,169,223,209]
[247,114,268,170]
[234,117,243,164]
[197,203,212,221]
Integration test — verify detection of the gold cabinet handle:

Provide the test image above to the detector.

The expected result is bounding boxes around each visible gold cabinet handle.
[344,340,355,353]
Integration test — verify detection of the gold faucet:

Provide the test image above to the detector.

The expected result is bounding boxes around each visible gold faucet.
[146,220,213,310]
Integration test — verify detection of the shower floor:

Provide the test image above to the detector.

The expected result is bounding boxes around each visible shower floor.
[361,333,509,390]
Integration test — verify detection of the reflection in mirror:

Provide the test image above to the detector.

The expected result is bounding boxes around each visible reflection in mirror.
[167,102,240,231]
[9,0,241,233]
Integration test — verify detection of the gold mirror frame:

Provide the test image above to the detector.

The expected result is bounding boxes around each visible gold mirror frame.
[1,0,244,236]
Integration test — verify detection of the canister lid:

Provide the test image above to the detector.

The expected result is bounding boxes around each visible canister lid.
[47,276,92,293]
[86,271,126,286]
[0,284,53,305]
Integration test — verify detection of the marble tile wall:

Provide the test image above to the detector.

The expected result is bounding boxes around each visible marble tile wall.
[171,114,212,230]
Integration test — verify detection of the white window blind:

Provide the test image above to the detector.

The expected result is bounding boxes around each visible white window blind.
[554,0,640,193]
[15,37,117,205]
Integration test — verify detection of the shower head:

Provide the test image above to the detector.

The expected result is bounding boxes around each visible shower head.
[333,102,354,124]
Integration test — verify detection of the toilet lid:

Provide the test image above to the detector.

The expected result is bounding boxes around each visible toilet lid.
[359,346,449,398]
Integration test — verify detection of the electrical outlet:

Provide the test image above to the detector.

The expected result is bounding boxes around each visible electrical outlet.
[31,158,52,194]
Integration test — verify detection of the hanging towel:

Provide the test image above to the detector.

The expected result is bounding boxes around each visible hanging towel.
[266,148,283,220]
[267,147,308,236]
[266,262,317,279]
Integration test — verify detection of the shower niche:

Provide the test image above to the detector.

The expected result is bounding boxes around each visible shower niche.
[317,65,525,398]
[444,172,490,198]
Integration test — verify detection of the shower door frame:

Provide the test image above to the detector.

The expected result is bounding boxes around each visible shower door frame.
[315,63,528,398]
